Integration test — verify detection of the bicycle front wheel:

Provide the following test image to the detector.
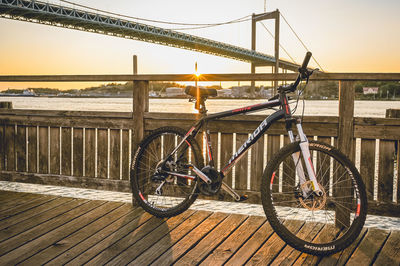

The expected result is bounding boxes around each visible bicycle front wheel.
[131,126,203,218]
[261,140,367,255]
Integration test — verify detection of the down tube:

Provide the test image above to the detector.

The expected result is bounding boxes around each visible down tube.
[221,110,285,176]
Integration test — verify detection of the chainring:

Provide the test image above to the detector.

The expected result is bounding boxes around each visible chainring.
[198,166,222,196]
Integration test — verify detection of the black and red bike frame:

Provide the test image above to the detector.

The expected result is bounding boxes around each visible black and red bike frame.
[183,92,294,178]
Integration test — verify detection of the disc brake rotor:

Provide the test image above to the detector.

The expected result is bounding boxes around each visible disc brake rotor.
[298,181,327,210]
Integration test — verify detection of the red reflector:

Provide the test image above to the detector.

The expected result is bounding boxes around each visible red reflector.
[271,172,276,185]
[139,192,145,201]
[356,203,361,217]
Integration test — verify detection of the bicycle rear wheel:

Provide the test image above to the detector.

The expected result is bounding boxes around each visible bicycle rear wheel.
[261,140,367,255]
[131,126,203,217]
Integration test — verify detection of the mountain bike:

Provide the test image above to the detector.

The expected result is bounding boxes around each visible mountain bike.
[130,52,367,255]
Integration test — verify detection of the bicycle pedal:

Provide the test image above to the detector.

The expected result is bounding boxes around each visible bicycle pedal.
[238,195,248,202]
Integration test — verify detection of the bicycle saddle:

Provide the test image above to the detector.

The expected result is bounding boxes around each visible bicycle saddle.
[185,86,217,98]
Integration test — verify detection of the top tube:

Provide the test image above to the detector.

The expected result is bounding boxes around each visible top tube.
[204,98,280,121]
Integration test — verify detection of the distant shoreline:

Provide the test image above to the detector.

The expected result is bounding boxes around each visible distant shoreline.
[1,95,399,101]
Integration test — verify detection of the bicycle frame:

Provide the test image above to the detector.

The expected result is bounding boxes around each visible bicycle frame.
[171,92,321,196]
[163,85,322,198]
[184,97,286,177]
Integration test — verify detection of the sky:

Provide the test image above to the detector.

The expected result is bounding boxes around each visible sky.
[0,0,399,90]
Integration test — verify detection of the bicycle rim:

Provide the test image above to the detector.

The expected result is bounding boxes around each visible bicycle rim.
[133,129,200,214]
[262,141,366,254]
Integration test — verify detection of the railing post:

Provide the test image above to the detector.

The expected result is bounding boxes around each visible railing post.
[132,55,149,153]
[132,81,149,152]
[336,80,355,228]
[133,55,138,75]
[386,109,399,203]
[338,80,355,156]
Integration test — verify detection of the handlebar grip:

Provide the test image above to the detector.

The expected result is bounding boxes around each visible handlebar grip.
[301,51,312,69]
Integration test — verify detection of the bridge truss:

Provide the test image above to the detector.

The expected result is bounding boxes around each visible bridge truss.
[0,0,300,71]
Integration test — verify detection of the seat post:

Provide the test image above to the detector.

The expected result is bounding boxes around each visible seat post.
[198,97,207,115]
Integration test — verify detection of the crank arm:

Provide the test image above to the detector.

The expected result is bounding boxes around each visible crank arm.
[221,182,241,201]
[187,164,212,184]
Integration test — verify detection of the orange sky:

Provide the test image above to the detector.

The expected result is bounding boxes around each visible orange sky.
[1,0,399,90]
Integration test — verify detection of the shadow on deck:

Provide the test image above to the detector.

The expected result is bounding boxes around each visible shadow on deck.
[0,191,399,265]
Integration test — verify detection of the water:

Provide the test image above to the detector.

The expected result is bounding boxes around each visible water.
[0,97,399,117]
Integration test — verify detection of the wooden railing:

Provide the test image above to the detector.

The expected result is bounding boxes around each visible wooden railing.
[0,73,399,217]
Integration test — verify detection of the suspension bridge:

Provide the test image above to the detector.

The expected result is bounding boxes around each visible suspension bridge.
[0,0,302,71]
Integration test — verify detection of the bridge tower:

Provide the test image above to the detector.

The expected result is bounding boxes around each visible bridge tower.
[251,9,280,96]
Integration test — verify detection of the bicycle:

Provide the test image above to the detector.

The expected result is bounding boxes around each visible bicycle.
[130,52,367,255]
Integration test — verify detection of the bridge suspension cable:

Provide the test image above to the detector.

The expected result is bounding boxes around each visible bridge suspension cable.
[60,0,318,70]
[60,0,251,28]
[259,21,297,65]
[280,12,324,71]
[0,0,301,70]
[167,16,251,30]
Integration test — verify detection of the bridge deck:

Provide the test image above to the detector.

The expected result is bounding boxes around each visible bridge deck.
[0,191,398,265]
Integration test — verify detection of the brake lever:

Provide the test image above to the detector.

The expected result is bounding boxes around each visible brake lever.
[304,68,318,84]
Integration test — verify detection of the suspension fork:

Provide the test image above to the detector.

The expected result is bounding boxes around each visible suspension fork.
[288,121,322,196]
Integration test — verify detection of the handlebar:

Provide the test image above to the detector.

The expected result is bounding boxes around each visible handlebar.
[274,52,314,96]
[301,51,312,70]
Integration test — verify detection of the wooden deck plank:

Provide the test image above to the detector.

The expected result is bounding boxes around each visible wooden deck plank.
[0,199,99,255]
[319,228,368,266]
[0,197,74,230]
[0,192,45,212]
[0,191,398,265]
[23,204,134,265]
[373,230,400,265]
[0,195,55,220]
[0,190,20,200]
[293,224,341,265]
[87,210,195,265]
[0,191,30,205]
[201,216,266,266]
[224,220,274,265]
[247,220,304,265]
[105,210,199,265]
[346,228,389,266]
[1,201,122,265]
[46,207,148,265]
[149,212,229,266]
[175,213,247,265]
[64,211,157,265]
[270,222,324,265]
[130,211,212,266]
[0,198,89,243]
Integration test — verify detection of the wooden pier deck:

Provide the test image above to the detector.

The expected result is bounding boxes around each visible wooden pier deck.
[0,191,399,265]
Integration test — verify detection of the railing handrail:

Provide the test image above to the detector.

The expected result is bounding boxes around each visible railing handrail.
[1,72,400,82]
